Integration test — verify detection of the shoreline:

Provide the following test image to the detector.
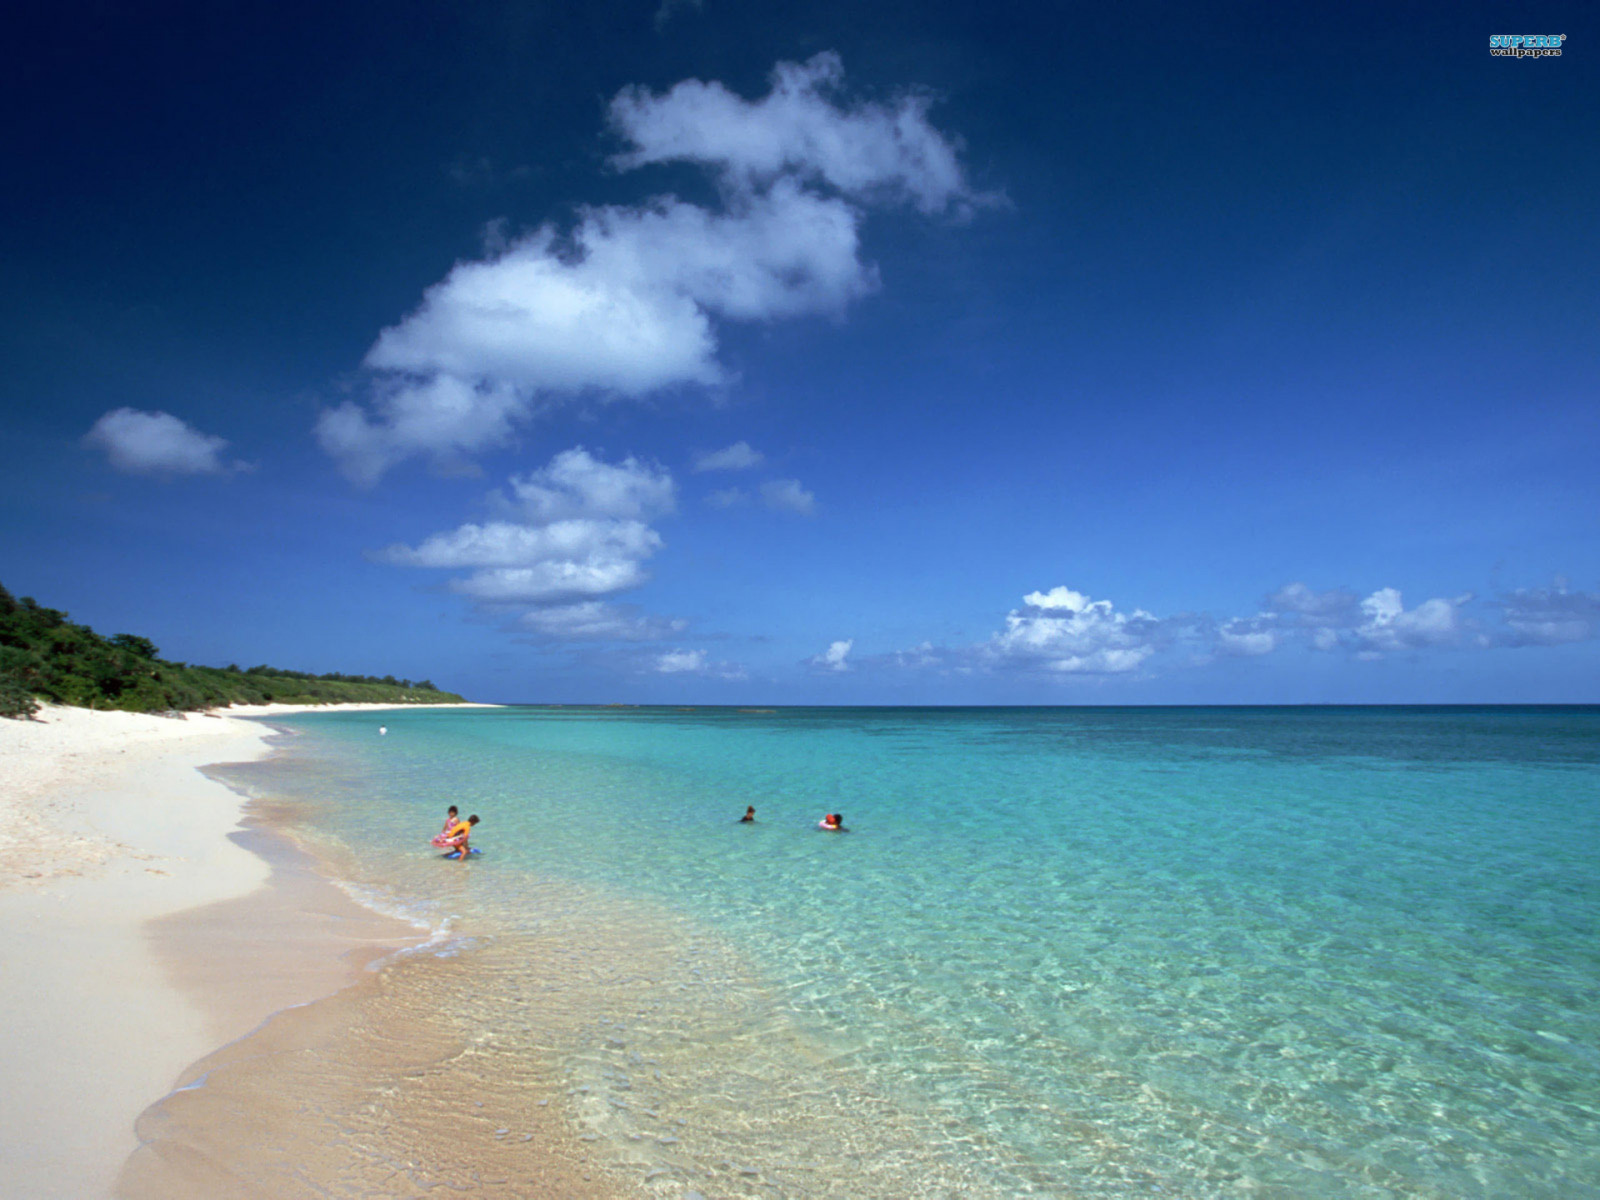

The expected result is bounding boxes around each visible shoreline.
[0,700,490,1200]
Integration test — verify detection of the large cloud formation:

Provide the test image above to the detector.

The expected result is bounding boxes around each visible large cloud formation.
[1261,582,1470,657]
[375,448,682,640]
[608,53,975,213]
[872,578,1600,683]
[984,587,1169,674]
[1494,583,1600,647]
[320,54,981,483]
[652,647,746,679]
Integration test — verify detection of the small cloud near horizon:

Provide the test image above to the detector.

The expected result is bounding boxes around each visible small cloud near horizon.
[871,577,1600,684]
[806,638,853,672]
[655,648,706,673]
[653,647,747,679]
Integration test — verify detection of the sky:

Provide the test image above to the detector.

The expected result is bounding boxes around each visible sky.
[3,0,1597,704]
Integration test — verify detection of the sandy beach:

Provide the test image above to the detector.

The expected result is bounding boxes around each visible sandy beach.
[0,701,483,1200]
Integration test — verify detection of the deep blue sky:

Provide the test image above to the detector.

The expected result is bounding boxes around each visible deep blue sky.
[3,1,1596,703]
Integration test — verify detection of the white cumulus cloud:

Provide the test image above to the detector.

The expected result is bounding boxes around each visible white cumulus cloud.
[1263,582,1471,656]
[806,639,853,672]
[319,55,981,483]
[496,447,675,523]
[648,648,748,679]
[317,377,522,487]
[1355,587,1468,652]
[450,559,654,605]
[376,448,683,631]
[987,587,1165,675]
[609,52,984,214]
[86,409,244,476]
[518,602,686,642]
[1216,617,1279,657]
[378,518,662,572]
[655,648,707,673]
[879,576,1600,684]
[383,521,657,604]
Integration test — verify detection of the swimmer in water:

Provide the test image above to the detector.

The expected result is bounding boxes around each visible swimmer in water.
[443,814,480,860]
[819,812,842,831]
[740,806,756,823]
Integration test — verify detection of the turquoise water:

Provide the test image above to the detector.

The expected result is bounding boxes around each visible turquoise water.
[248,706,1600,1198]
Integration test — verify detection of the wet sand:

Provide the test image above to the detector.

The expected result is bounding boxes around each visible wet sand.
[0,701,515,1199]
[118,807,627,1200]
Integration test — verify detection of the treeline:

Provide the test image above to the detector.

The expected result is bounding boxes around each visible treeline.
[0,582,465,719]
[226,663,443,689]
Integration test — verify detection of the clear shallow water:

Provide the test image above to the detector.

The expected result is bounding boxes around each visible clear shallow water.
[242,706,1600,1198]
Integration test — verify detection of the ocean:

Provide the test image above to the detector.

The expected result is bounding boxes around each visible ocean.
[191,705,1599,1198]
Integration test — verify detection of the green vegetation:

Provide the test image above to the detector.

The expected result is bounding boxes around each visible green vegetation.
[0,581,466,718]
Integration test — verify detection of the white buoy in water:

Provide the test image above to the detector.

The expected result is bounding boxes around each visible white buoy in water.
[379,725,388,736]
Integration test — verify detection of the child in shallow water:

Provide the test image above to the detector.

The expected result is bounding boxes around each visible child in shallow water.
[819,813,842,830]
[443,814,480,860]
[430,808,479,857]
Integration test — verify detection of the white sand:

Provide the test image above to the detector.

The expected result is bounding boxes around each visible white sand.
[0,701,482,1200]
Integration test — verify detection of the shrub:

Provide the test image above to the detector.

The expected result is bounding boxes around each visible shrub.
[0,681,39,720]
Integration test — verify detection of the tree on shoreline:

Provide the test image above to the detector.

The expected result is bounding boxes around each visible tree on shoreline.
[0,580,465,718]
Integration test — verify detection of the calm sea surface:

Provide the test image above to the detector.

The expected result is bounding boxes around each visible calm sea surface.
[235,705,1600,1198]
